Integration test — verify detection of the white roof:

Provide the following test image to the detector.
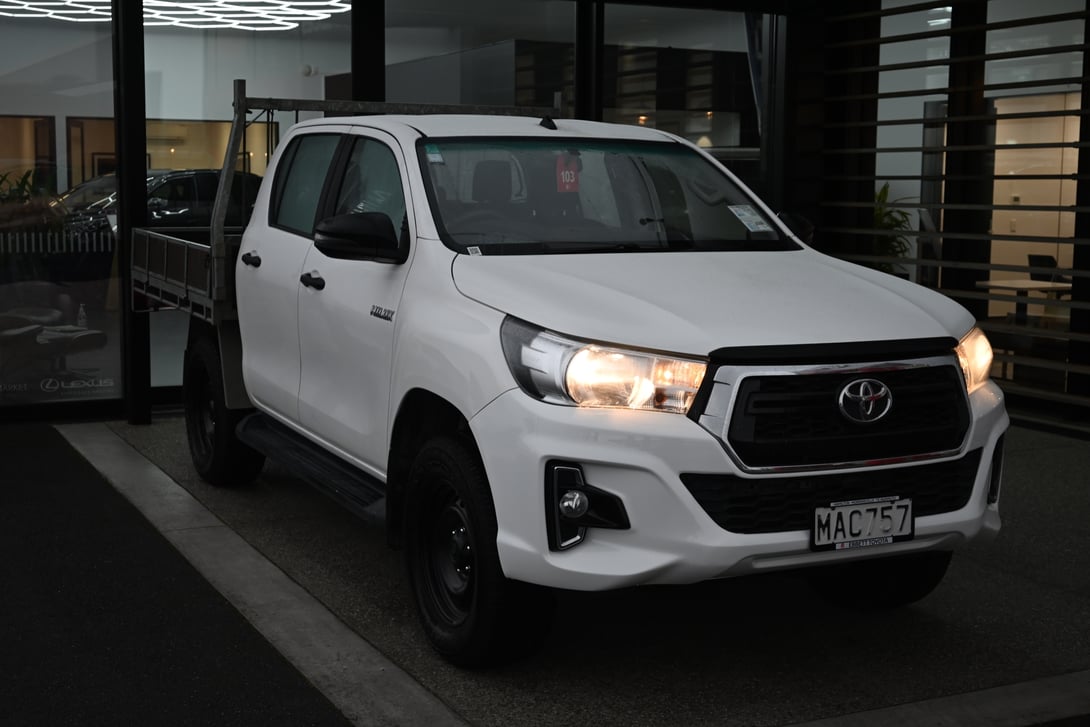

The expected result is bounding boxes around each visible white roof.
[293,114,680,142]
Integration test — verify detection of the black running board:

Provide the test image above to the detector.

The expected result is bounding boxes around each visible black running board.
[236,413,386,523]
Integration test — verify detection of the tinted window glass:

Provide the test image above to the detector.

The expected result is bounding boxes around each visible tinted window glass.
[273,134,340,235]
[194,172,219,202]
[420,139,794,255]
[152,176,196,204]
[334,137,406,234]
[229,172,262,227]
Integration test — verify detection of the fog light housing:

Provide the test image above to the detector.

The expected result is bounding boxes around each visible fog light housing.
[988,435,1005,504]
[545,462,631,551]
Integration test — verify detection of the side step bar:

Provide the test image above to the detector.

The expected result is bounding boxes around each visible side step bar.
[237,413,386,523]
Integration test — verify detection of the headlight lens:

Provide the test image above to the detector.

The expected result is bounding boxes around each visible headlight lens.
[500,317,707,414]
[956,327,993,393]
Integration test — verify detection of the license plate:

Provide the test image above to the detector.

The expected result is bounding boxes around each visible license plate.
[811,496,913,551]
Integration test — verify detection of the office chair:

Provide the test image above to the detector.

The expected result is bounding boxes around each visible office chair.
[1027,254,1072,284]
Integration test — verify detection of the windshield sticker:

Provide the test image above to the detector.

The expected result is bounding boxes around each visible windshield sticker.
[729,205,773,232]
[467,246,483,256]
[424,144,444,164]
[556,155,580,193]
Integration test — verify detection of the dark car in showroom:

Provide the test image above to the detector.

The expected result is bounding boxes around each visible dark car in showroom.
[60,168,262,235]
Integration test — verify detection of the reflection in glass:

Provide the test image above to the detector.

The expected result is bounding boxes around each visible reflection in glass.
[603,6,758,153]
[0,18,121,407]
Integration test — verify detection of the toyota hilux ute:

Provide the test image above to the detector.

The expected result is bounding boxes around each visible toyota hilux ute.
[132,83,1007,667]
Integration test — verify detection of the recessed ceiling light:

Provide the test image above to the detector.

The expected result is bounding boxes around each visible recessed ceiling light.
[0,1,351,31]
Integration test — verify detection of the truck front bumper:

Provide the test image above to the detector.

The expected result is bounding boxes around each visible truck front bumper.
[470,383,1007,591]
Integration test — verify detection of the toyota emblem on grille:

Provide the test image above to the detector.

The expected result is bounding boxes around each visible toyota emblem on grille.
[838,378,893,423]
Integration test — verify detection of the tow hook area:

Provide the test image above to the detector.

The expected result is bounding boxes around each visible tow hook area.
[545,461,630,551]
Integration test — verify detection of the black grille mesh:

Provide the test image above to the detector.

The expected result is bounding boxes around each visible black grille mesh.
[680,450,982,534]
[725,365,970,468]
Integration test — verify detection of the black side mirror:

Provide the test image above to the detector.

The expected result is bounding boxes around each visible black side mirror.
[314,212,407,264]
[777,212,815,244]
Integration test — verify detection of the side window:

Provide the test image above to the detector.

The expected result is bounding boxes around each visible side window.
[194,173,219,203]
[152,176,196,205]
[230,173,261,227]
[272,133,340,236]
[333,137,406,236]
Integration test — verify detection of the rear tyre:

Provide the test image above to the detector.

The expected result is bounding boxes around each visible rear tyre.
[404,436,554,667]
[808,551,952,610]
[183,336,264,486]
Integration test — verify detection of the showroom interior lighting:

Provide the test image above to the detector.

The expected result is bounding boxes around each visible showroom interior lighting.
[0,1,351,31]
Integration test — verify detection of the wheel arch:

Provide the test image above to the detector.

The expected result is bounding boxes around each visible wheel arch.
[186,317,250,409]
[386,388,484,549]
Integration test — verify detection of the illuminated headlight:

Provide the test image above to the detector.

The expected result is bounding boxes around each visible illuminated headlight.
[956,327,993,393]
[500,317,707,414]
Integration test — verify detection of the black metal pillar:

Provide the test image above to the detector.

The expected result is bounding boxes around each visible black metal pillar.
[820,3,880,260]
[575,0,604,120]
[780,5,826,230]
[351,0,384,101]
[112,0,150,424]
[760,13,788,209]
[1067,17,1090,397]
[940,1,992,320]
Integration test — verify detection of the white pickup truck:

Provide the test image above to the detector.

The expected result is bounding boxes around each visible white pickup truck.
[133,85,1007,667]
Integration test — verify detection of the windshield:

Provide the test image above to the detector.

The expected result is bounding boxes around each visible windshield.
[419,138,797,254]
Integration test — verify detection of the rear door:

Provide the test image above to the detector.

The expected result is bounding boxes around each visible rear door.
[296,128,414,474]
[236,127,345,422]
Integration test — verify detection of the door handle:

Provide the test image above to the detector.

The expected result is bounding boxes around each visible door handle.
[300,271,326,290]
[240,251,261,268]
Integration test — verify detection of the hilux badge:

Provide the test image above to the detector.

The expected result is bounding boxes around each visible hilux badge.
[838,378,892,423]
[370,305,395,322]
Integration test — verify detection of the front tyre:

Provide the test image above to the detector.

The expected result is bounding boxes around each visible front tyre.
[404,437,554,667]
[808,551,953,610]
[183,336,264,487]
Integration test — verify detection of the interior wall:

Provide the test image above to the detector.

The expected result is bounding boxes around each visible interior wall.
[989,91,1079,317]
[0,118,41,172]
[142,26,350,121]
[0,18,351,189]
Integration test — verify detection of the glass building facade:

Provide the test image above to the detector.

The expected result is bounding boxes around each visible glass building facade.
[1,1,1087,426]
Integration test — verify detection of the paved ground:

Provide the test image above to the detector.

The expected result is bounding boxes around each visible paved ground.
[0,423,354,727]
[4,416,1090,726]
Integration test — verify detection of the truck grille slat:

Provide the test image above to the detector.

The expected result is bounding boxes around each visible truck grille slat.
[726,365,970,469]
[681,451,982,534]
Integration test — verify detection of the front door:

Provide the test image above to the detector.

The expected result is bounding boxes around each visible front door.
[297,130,414,476]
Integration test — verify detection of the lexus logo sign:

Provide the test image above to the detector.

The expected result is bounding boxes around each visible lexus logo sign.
[838,378,893,424]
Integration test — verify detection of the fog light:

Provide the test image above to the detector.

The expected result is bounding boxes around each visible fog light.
[545,462,631,551]
[559,490,590,518]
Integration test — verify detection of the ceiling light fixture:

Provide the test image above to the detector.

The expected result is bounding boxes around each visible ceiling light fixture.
[0,1,351,31]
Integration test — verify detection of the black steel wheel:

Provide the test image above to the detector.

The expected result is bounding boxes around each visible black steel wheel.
[183,336,264,487]
[808,550,953,610]
[405,436,554,667]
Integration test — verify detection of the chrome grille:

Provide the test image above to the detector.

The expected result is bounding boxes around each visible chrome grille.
[694,352,971,472]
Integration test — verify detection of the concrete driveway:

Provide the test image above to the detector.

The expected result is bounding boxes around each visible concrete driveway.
[68,418,1090,727]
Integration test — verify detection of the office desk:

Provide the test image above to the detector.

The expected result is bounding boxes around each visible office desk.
[975,279,1072,322]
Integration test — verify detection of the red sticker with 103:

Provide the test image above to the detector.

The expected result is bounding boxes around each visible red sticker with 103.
[556,155,579,192]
